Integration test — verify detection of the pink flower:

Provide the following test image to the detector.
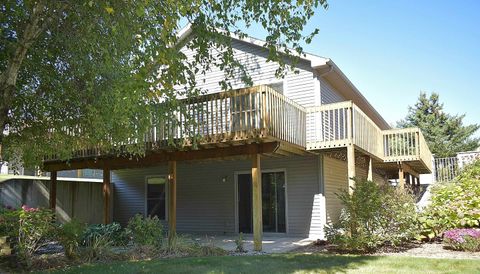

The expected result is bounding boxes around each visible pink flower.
[21,205,39,212]
[444,228,480,243]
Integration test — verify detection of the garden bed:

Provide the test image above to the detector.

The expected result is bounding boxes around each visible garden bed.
[294,241,480,260]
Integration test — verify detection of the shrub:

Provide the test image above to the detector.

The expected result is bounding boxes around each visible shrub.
[325,178,419,253]
[82,222,128,247]
[0,205,20,239]
[16,206,55,267]
[235,232,245,253]
[126,214,163,247]
[443,228,480,252]
[57,219,86,259]
[419,159,480,239]
[82,222,128,260]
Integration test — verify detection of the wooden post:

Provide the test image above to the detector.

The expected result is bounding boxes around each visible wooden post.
[416,176,421,193]
[412,176,417,193]
[398,164,405,188]
[366,156,373,181]
[103,168,111,224]
[347,145,356,194]
[168,161,177,246]
[252,154,263,251]
[49,171,57,211]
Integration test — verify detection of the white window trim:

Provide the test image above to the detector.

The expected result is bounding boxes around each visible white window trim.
[233,168,289,235]
[144,175,169,221]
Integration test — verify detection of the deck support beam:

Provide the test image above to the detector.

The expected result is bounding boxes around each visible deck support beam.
[168,161,177,246]
[49,171,57,213]
[252,154,263,251]
[347,145,356,194]
[367,156,373,181]
[103,168,111,224]
[398,163,405,188]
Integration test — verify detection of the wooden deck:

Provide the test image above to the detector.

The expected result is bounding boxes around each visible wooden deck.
[44,86,432,174]
[44,85,307,163]
[306,101,432,173]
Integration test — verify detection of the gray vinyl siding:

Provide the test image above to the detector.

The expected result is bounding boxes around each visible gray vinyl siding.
[356,165,367,180]
[320,78,345,104]
[373,172,386,184]
[112,155,320,237]
[180,39,317,107]
[323,156,389,224]
[323,156,348,224]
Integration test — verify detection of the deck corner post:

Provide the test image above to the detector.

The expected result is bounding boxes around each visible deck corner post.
[347,145,356,194]
[367,156,373,182]
[49,171,57,214]
[252,154,262,251]
[168,160,177,246]
[103,168,111,224]
[398,163,405,188]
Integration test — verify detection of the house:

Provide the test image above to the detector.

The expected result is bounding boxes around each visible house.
[41,25,433,251]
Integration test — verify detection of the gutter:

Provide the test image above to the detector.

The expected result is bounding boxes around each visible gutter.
[314,60,391,130]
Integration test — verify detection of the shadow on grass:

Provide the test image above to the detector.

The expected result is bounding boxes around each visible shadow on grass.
[54,253,381,274]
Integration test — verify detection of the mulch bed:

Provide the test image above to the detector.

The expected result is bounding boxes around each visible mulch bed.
[293,240,480,260]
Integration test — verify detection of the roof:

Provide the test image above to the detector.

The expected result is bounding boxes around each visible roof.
[177,24,391,130]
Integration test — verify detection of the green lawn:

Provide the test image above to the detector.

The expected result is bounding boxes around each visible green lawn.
[46,254,480,274]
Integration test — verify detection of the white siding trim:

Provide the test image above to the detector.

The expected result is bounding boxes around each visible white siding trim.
[314,75,321,106]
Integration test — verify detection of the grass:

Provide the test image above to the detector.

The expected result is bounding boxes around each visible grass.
[44,253,480,274]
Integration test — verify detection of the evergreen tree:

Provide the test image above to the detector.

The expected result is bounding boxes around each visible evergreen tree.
[398,92,480,157]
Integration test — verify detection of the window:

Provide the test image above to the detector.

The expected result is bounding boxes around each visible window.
[146,176,167,220]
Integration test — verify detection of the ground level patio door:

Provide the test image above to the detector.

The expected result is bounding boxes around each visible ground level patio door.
[237,171,286,233]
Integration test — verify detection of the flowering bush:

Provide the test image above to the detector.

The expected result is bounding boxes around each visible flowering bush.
[419,159,480,240]
[443,228,480,252]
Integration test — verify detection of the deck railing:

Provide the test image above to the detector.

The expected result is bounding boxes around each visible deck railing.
[434,157,458,182]
[306,101,383,158]
[306,101,352,149]
[306,101,433,170]
[45,85,306,161]
[352,104,383,158]
[383,128,433,170]
[147,85,306,147]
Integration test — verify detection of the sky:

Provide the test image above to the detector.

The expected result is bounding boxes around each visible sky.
[247,1,480,135]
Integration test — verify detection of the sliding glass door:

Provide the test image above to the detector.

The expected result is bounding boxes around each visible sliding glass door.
[261,172,286,233]
[237,171,286,233]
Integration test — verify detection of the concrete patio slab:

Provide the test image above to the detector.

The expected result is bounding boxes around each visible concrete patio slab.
[192,235,313,253]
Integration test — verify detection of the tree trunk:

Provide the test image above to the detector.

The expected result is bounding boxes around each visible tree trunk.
[0,1,47,161]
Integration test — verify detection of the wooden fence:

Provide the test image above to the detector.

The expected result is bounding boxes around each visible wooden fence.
[0,178,104,224]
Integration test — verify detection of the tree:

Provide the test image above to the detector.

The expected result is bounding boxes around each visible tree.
[0,0,328,167]
[398,92,480,157]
